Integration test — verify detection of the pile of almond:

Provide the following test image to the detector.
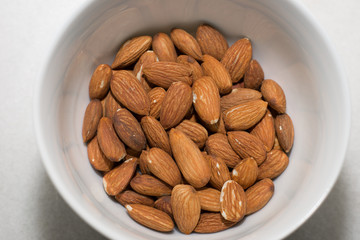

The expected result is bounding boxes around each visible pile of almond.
[82,24,294,234]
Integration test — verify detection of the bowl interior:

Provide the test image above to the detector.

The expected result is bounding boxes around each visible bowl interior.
[35,0,350,239]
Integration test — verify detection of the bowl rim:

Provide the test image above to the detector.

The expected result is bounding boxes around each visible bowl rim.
[33,0,351,239]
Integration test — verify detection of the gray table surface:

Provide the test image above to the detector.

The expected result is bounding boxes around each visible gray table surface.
[1,0,359,239]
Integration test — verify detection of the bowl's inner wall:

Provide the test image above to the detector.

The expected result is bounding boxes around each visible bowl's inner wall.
[38,0,348,239]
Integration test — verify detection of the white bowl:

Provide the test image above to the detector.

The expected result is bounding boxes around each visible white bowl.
[34,0,351,239]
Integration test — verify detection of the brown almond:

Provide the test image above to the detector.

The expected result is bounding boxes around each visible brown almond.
[221,38,252,83]
[223,99,268,131]
[115,190,154,207]
[97,117,126,162]
[205,154,231,190]
[257,149,289,180]
[261,79,286,113]
[82,99,102,142]
[130,174,172,196]
[175,120,208,148]
[246,178,274,215]
[87,136,113,172]
[251,110,275,152]
[143,61,192,89]
[160,81,192,129]
[177,55,203,81]
[139,150,151,174]
[275,113,294,153]
[148,87,166,119]
[197,187,221,212]
[125,204,174,232]
[170,28,202,61]
[232,158,258,189]
[196,24,228,61]
[154,196,173,218]
[89,64,111,99]
[152,33,177,62]
[220,180,247,222]
[171,184,201,234]
[194,213,235,233]
[169,129,211,188]
[103,157,138,196]
[111,36,152,69]
[220,88,262,112]
[110,70,150,115]
[244,59,264,90]
[104,92,122,119]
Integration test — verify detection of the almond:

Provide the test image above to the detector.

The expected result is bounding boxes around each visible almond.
[104,91,122,119]
[251,110,275,152]
[89,64,111,99]
[111,36,152,69]
[257,149,289,180]
[87,136,113,172]
[125,204,174,232]
[223,99,268,130]
[113,108,146,152]
[261,79,286,113]
[171,184,201,234]
[176,55,203,81]
[115,190,154,207]
[220,88,262,112]
[196,187,221,212]
[152,33,177,62]
[139,150,151,174]
[148,87,166,119]
[130,174,172,196]
[205,133,241,168]
[97,117,126,162]
[228,131,267,165]
[202,113,226,134]
[140,116,172,155]
[220,180,247,222]
[169,129,211,188]
[232,158,258,189]
[205,154,231,190]
[146,148,182,186]
[103,157,138,196]
[133,50,158,92]
[196,24,228,61]
[275,113,294,153]
[154,196,173,218]
[194,213,235,233]
[244,59,264,90]
[82,99,102,142]
[110,70,150,115]
[245,178,274,215]
[175,120,208,148]
[160,81,192,129]
[143,61,192,89]
[221,38,252,83]
[170,28,202,61]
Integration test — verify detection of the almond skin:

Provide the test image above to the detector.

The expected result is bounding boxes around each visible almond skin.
[143,61,192,89]
[228,131,267,165]
[223,99,268,131]
[115,190,154,207]
[152,33,177,62]
[175,120,208,148]
[261,79,286,113]
[110,70,150,115]
[171,185,201,234]
[221,38,252,83]
[205,133,241,168]
[140,116,172,155]
[232,158,258,189]
[177,55,203,81]
[220,180,247,222]
[201,55,232,94]
[245,178,274,215]
[196,187,221,212]
[111,35,152,69]
[160,81,193,129]
[89,64,111,99]
[97,117,126,162]
[82,99,103,142]
[244,59,264,90]
[205,154,231,190]
[275,113,294,153]
[104,92,122,119]
[148,87,166,119]
[103,157,138,196]
[170,28,202,61]
[257,149,289,180]
[154,196,173,218]
[192,76,221,125]
[194,213,235,233]
[125,204,174,232]
[196,24,228,61]
[146,148,182,186]
[220,88,262,112]
[87,136,113,172]
[251,110,275,152]
[130,174,172,196]
[113,108,146,152]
